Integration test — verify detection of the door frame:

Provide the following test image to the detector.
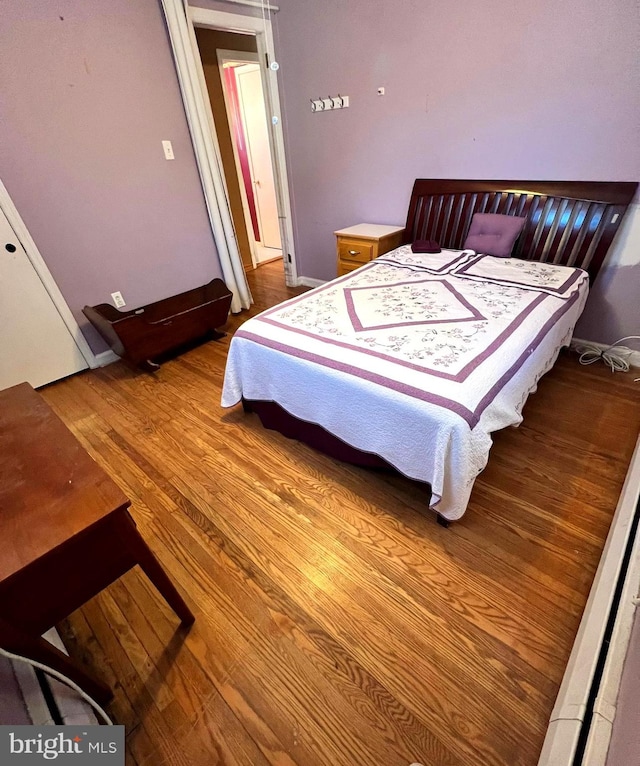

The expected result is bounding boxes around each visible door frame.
[217,49,262,270]
[0,178,98,369]
[161,2,298,286]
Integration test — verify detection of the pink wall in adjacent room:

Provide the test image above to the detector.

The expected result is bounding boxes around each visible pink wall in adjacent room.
[273,0,640,344]
[224,66,262,242]
[0,0,222,352]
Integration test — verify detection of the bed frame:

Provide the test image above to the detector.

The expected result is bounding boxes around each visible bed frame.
[244,178,638,524]
[403,179,637,281]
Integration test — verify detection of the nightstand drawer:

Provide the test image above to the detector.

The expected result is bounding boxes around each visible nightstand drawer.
[337,260,363,276]
[337,239,374,264]
[334,224,404,279]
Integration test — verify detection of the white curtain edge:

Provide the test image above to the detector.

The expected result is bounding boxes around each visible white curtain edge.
[160,0,252,313]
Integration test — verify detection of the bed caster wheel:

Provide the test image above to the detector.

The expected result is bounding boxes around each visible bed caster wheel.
[141,359,161,372]
[436,514,450,528]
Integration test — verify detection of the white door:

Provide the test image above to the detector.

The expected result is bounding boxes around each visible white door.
[0,207,87,389]
[235,65,282,254]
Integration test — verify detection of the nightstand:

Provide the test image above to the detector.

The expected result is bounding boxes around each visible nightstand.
[334,224,405,276]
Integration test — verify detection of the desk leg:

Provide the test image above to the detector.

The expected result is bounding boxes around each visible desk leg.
[124,514,195,626]
[0,618,113,707]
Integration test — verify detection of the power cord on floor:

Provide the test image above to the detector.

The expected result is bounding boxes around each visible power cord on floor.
[0,645,113,725]
[576,336,640,381]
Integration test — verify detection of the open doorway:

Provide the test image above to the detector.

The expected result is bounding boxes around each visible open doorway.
[195,28,284,282]
[223,57,283,266]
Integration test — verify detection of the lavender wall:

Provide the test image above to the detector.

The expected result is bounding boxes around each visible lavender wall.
[274,0,640,344]
[1,0,636,352]
[191,0,261,16]
[0,0,222,352]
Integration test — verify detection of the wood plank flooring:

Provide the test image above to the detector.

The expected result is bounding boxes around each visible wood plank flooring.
[41,260,640,765]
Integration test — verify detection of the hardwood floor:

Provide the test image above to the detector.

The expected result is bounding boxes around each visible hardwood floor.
[41,260,639,765]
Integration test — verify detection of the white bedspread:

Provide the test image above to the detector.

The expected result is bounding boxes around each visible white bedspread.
[222,247,589,520]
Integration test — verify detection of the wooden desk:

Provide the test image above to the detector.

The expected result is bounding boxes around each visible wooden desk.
[0,383,194,704]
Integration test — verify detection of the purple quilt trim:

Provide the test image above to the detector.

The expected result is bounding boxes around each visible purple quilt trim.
[257,256,463,327]
[376,249,473,274]
[235,329,479,426]
[475,290,580,414]
[260,292,546,383]
[454,255,585,295]
[343,278,485,332]
[237,287,578,429]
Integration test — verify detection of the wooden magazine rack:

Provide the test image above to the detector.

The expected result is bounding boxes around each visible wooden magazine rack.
[84,279,233,370]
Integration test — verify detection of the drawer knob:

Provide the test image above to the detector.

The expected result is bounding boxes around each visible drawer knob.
[348,250,360,255]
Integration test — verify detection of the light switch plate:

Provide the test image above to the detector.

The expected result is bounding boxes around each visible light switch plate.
[162,140,175,160]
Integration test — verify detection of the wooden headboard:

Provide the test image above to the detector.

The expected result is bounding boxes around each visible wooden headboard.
[403,179,637,280]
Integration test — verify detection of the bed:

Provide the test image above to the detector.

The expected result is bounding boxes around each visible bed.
[221,179,637,523]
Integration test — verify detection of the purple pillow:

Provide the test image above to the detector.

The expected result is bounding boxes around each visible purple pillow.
[463,213,526,257]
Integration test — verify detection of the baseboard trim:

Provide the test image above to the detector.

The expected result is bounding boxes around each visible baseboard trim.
[538,435,640,765]
[296,276,327,288]
[571,338,640,369]
[92,349,119,368]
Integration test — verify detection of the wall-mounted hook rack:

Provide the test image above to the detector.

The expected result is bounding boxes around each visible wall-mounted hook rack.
[310,94,349,112]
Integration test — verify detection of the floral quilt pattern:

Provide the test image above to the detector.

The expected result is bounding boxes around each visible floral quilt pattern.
[260,253,569,377]
[224,248,589,520]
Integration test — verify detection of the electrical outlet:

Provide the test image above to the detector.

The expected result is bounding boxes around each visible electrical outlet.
[111,291,126,308]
